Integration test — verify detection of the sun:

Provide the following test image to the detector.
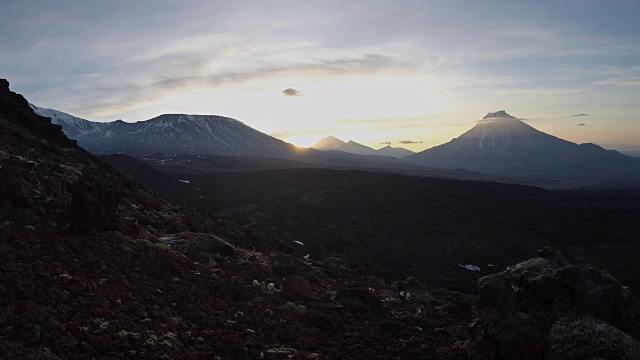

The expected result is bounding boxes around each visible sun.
[280,133,323,148]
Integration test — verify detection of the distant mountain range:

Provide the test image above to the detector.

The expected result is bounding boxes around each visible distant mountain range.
[311,136,415,158]
[32,104,640,185]
[405,111,640,181]
[31,105,424,171]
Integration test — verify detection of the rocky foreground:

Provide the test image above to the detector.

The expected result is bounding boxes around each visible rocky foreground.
[1,79,639,359]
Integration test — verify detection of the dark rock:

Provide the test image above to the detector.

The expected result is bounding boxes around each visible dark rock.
[336,287,384,315]
[469,249,640,359]
[304,310,337,333]
[281,275,316,301]
[171,233,235,263]
[547,316,640,359]
[138,253,179,280]
[538,246,569,265]
[2,307,64,347]
[270,254,304,277]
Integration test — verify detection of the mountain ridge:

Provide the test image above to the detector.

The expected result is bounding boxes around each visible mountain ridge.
[312,136,415,158]
[31,105,426,171]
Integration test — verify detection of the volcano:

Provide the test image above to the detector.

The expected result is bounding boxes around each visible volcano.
[405,111,640,181]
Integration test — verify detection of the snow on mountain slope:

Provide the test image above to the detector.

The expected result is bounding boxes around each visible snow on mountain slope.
[30,104,106,138]
[76,113,301,157]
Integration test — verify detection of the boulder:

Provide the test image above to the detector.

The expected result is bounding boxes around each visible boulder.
[281,275,316,301]
[469,248,640,359]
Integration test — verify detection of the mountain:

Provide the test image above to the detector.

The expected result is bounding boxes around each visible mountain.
[311,135,347,151]
[31,105,304,158]
[30,104,104,138]
[312,136,414,158]
[312,136,378,155]
[405,111,640,181]
[376,145,415,158]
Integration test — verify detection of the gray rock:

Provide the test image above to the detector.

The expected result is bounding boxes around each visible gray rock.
[547,316,640,360]
[469,248,640,359]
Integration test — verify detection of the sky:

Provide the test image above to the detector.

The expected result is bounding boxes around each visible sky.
[2,0,640,151]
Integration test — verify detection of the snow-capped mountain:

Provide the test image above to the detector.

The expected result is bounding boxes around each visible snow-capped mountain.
[405,111,640,179]
[312,136,414,158]
[30,104,105,138]
[32,105,302,158]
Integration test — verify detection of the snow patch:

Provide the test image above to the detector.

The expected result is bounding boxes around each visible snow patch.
[459,264,481,272]
[303,254,310,260]
[178,179,191,184]
[292,241,304,246]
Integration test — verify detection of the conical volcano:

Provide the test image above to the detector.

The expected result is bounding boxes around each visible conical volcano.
[405,111,640,180]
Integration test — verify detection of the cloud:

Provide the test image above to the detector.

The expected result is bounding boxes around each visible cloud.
[571,113,588,117]
[492,87,585,96]
[71,53,401,118]
[282,88,302,96]
[380,141,392,145]
[577,123,587,126]
[593,75,640,86]
[399,140,423,144]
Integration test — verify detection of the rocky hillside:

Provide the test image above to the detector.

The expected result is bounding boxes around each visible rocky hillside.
[2,80,639,359]
[1,80,475,359]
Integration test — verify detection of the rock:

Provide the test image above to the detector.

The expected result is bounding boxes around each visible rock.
[203,234,235,258]
[138,253,179,280]
[469,248,640,359]
[336,287,384,315]
[281,275,316,301]
[547,316,640,359]
[171,233,235,263]
[270,254,304,277]
[269,254,320,284]
[538,246,569,265]
[3,307,64,347]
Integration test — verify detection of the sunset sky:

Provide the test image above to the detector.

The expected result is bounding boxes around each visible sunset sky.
[2,0,640,150]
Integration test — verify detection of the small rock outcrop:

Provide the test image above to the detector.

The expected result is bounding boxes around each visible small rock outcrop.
[469,247,640,359]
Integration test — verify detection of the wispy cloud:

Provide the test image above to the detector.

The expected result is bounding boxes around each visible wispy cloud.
[399,140,423,144]
[577,123,587,126]
[71,53,404,118]
[492,87,585,96]
[571,113,588,117]
[282,88,302,96]
[593,75,640,86]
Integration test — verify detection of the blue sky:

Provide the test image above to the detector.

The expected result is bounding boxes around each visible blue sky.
[2,0,640,149]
